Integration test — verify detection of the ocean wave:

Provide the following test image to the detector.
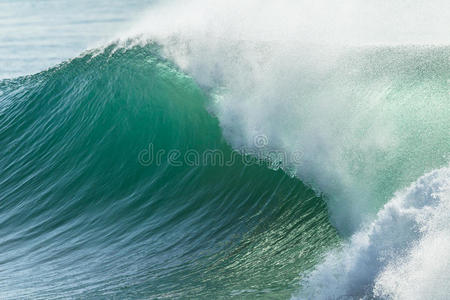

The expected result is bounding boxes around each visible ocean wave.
[1,1,449,297]
[0,45,337,299]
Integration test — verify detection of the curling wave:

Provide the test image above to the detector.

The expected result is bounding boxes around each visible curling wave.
[0,45,338,299]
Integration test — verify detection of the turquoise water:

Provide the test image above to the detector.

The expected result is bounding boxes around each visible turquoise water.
[1,1,450,299]
[0,45,339,298]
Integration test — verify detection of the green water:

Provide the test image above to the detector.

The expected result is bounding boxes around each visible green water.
[0,45,339,299]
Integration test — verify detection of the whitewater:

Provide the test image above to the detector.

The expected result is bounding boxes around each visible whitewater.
[0,0,449,299]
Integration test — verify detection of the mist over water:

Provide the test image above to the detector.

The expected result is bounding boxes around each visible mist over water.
[127,0,450,45]
[123,0,450,230]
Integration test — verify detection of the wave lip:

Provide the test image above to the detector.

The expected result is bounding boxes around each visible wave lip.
[124,6,450,232]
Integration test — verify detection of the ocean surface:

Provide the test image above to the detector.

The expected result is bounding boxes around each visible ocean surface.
[0,0,154,79]
[1,1,449,299]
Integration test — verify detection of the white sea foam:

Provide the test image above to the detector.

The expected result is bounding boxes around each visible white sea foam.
[294,166,450,299]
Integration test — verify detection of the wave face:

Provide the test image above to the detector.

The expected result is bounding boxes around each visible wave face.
[155,40,450,234]
[0,45,338,299]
